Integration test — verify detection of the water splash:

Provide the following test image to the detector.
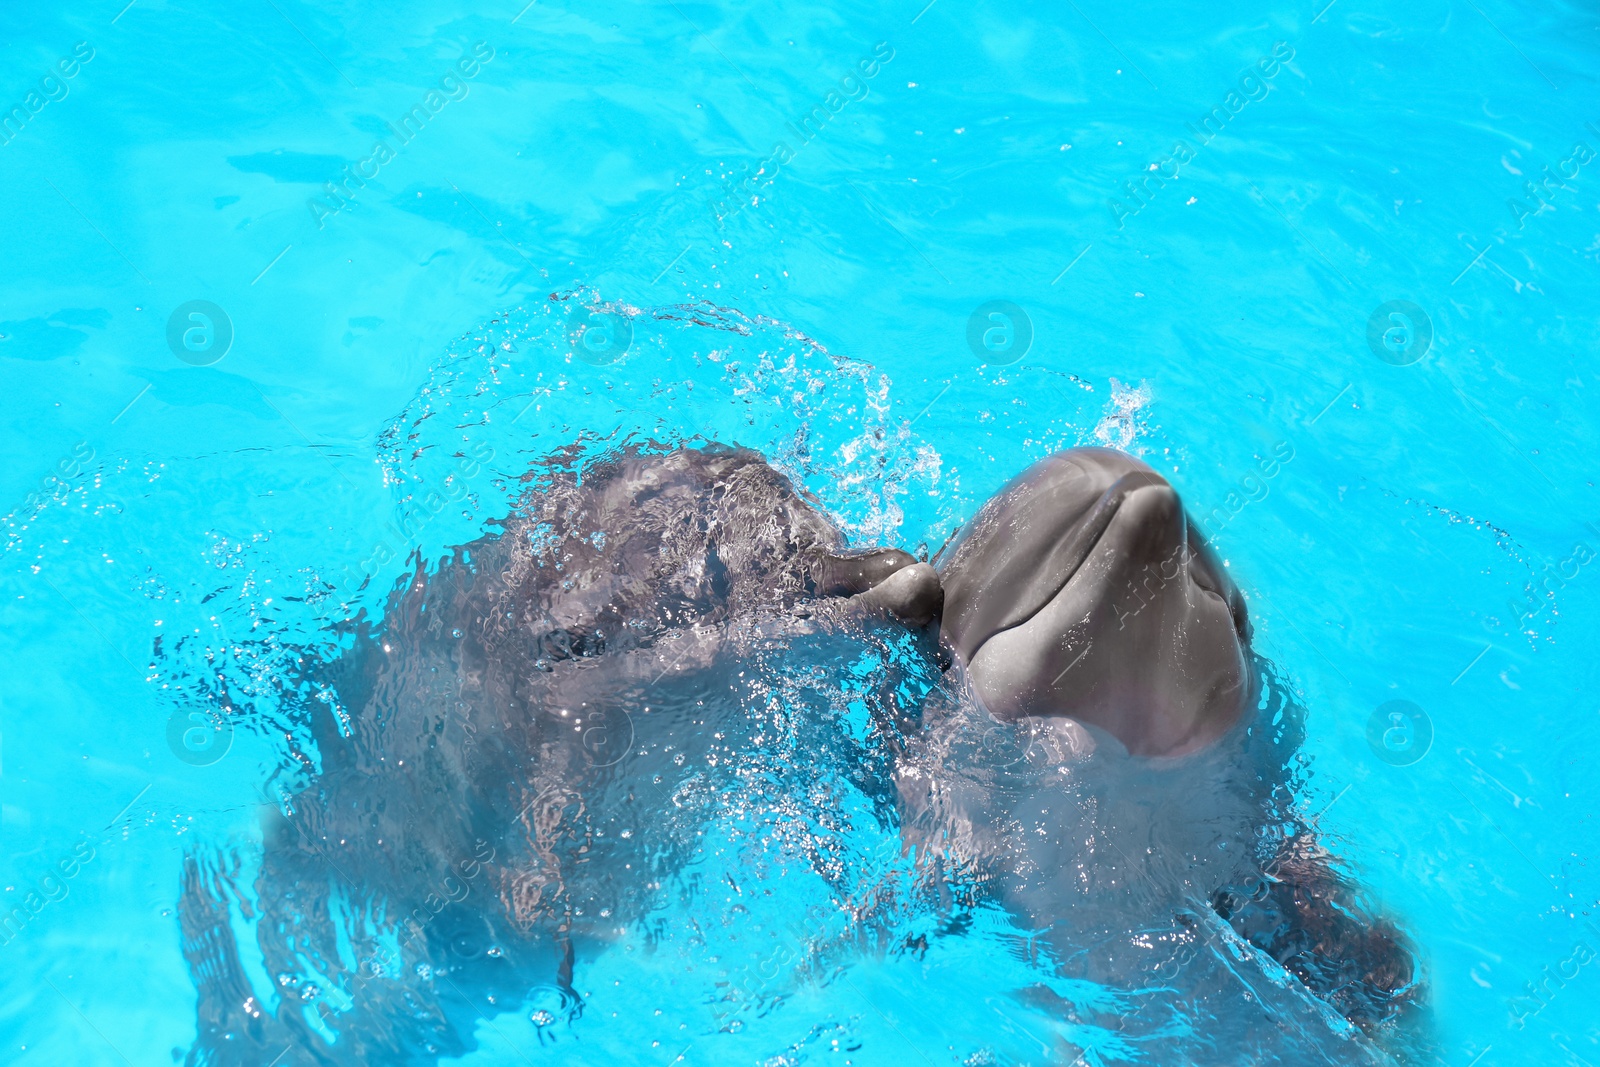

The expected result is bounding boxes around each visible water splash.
[1089,377,1152,452]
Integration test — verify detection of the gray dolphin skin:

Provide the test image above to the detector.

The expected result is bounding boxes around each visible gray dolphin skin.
[936,447,1252,758]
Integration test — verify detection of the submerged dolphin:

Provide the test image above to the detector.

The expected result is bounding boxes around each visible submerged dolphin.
[177,442,1412,1064]
[177,444,941,1064]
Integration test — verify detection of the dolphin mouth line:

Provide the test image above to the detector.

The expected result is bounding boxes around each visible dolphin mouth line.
[973,469,1169,655]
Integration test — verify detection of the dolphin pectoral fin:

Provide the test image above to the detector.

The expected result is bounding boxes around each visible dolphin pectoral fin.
[812,548,943,625]
[815,547,918,596]
[850,562,943,627]
[1211,838,1418,1029]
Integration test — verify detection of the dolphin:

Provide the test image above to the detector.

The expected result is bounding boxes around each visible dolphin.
[902,445,1416,1043]
[174,443,942,1065]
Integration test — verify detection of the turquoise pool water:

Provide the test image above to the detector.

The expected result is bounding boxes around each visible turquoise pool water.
[2,0,1598,1063]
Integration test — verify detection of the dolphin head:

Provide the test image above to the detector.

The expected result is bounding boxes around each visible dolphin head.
[936,448,1252,758]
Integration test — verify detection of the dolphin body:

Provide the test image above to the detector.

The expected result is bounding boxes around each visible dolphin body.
[178,443,1413,1065]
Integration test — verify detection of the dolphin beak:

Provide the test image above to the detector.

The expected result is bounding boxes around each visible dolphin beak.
[941,467,1171,663]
